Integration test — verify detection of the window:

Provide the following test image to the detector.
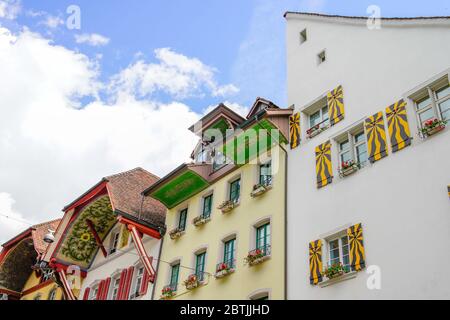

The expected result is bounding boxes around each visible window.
[327,234,350,273]
[178,208,188,231]
[413,78,450,127]
[90,286,99,300]
[229,178,241,203]
[317,50,326,64]
[309,105,329,129]
[202,194,213,218]
[110,277,121,300]
[213,151,226,171]
[132,266,145,298]
[195,252,206,281]
[256,223,271,255]
[109,230,120,255]
[169,263,180,291]
[223,238,236,268]
[300,29,307,44]
[259,161,272,186]
[336,126,368,169]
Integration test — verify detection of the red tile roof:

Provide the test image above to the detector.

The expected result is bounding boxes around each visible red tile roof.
[31,219,61,254]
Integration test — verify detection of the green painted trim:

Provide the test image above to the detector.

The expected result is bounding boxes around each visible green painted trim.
[150,170,209,209]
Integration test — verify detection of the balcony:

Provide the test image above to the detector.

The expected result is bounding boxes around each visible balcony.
[160,284,177,300]
[250,182,272,198]
[218,200,239,214]
[245,245,271,266]
[168,227,185,240]
[214,259,236,279]
[192,214,211,227]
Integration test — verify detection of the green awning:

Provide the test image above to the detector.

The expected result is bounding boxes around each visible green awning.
[149,170,209,209]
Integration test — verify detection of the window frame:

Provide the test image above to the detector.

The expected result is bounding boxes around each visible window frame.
[131,265,145,299]
[300,28,307,44]
[223,238,236,268]
[255,222,271,255]
[169,263,180,291]
[195,251,207,282]
[325,232,351,273]
[108,229,120,255]
[109,275,121,300]
[202,194,213,218]
[229,178,241,203]
[259,161,272,186]
[334,124,368,171]
[178,208,188,231]
[317,50,326,65]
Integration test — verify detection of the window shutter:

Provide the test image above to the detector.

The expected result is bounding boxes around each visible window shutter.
[315,140,333,188]
[385,99,412,152]
[96,280,105,300]
[102,277,111,300]
[347,223,366,271]
[119,224,130,249]
[117,268,128,300]
[123,266,134,300]
[327,85,344,126]
[139,270,150,296]
[365,111,388,163]
[82,287,90,300]
[289,112,301,149]
[448,185,450,198]
[309,240,323,285]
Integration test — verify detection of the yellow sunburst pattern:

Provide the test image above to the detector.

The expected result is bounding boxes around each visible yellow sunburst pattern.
[386,99,412,152]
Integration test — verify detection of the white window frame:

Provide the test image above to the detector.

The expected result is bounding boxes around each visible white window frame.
[90,285,99,300]
[309,104,329,129]
[109,275,121,300]
[325,232,350,272]
[130,265,145,299]
[333,123,368,171]
[409,74,450,128]
[108,229,120,256]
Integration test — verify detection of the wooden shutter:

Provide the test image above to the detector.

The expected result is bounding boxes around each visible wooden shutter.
[102,277,111,300]
[139,270,150,296]
[385,99,412,152]
[347,223,366,271]
[365,111,388,163]
[327,85,345,126]
[96,280,105,300]
[309,240,323,285]
[123,266,134,300]
[82,287,90,300]
[117,268,128,300]
[315,141,333,188]
[289,112,301,149]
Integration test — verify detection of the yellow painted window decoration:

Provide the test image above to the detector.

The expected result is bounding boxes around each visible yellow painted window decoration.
[385,99,412,152]
[309,240,323,285]
[327,85,345,126]
[315,140,333,188]
[289,112,301,149]
[364,111,388,163]
[347,223,366,271]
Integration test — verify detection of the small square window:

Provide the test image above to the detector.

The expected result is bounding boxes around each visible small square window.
[300,29,307,44]
[317,50,326,65]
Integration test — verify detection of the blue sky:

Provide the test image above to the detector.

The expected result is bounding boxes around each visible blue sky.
[9,0,450,109]
[0,0,449,239]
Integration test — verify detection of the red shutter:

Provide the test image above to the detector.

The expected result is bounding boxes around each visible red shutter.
[123,266,134,300]
[117,269,128,300]
[97,280,105,300]
[102,277,111,300]
[139,270,150,296]
[83,287,91,300]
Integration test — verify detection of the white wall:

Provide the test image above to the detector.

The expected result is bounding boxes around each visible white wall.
[79,226,162,300]
[285,14,450,299]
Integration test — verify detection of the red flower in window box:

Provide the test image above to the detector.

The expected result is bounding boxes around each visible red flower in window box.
[420,118,447,138]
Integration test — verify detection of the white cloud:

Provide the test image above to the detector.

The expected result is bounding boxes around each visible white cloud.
[0,193,33,243]
[40,15,64,29]
[109,48,239,99]
[0,27,216,234]
[75,33,110,47]
[0,0,21,20]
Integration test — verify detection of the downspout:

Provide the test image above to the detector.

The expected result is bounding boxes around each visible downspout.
[255,115,288,300]
[150,235,164,300]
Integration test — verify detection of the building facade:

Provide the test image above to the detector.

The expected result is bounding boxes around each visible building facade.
[148,101,292,300]
[0,219,63,300]
[42,168,166,300]
[285,12,450,299]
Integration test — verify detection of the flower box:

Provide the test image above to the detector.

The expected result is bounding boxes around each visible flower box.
[306,123,329,139]
[169,228,184,240]
[160,285,176,299]
[245,247,271,266]
[214,262,235,279]
[323,263,348,280]
[250,184,272,198]
[192,215,210,227]
[218,200,237,214]
[338,160,360,178]
[184,274,200,290]
[420,118,447,138]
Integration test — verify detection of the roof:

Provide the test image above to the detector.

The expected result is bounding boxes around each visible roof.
[31,219,61,254]
[63,167,166,230]
[246,97,280,119]
[283,12,450,21]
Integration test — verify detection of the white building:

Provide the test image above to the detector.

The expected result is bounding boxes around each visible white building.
[285,12,450,299]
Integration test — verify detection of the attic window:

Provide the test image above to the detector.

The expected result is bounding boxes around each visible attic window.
[300,29,307,44]
[317,50,326,65]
